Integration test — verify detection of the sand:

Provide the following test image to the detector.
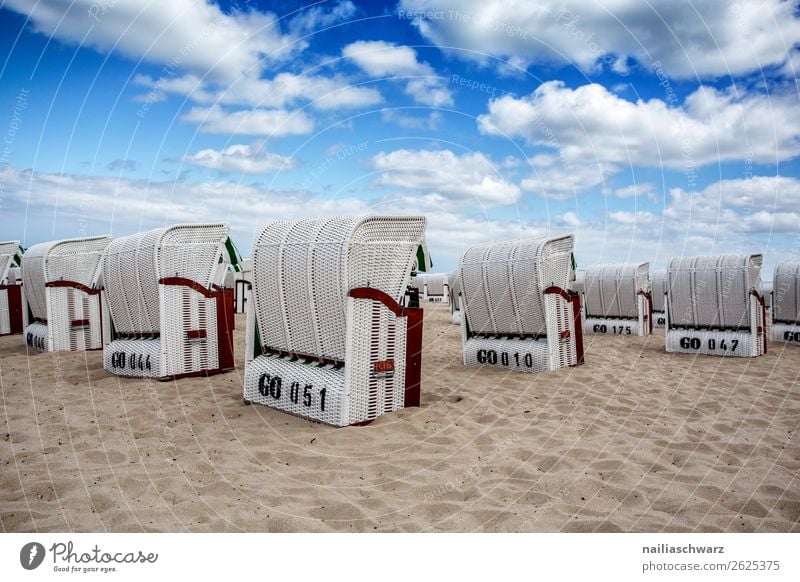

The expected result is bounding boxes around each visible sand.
[1,303,799,532]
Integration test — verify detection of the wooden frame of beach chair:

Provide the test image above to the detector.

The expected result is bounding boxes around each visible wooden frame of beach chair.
[458,235,584,373]
[0,241,26,336]
[770,261,800,345]
[243,216,427,427]
[583,262,653,337]
[651,270,667,327]
[448,269,462,325]
[102,224,238,380]
[22,236,111,352]
[665,254,766,357]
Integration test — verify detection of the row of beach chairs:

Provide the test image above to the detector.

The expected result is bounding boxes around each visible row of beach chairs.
[2,219,799,427]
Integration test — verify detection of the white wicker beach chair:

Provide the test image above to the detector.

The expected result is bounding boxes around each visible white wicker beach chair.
[448,269,462,325]
[582,262,653,336]
[102,224,238,380]
[421,272,449,303]
[22,236,111,351]
[666,254,766,357]
[458,235,584,373]
[651,270,667,327]
[0,241,26,336]
[770,261,800,345]
[243,216,427,427]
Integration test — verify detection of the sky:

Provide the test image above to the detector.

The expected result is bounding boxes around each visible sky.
[0,0,798,274]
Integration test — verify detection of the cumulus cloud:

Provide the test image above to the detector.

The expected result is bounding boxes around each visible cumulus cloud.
[369,148,521,206]
[181,143,297,174]
[343,40,453,106]
[399,0,800,79]
[664,175,800,235]
[181,106,314,136]
[478,82,800,196]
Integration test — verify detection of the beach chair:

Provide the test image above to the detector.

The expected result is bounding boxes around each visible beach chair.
[458,235,584,373]
[448,269,462,325]
[583,262,653,336]
[666,254,766,357]
[102,224,238,380]
[422,273,449,303]
[243,216,427,426]
[22,236,111,352]
[770,261,800,345]
[0,241,25,336]
[651,270,667,327]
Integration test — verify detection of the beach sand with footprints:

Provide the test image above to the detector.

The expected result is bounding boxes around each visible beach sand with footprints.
[1,303,799,532]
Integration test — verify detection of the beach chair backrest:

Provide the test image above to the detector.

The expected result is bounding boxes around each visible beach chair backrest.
[667,254,762,329]
[459,235,574,336]
[251,216,426,362]
[103,224,232,334]
[0,241,23,284]
[583,262,649,318]
[773,261,800,324]
[425,273,447,296]
[22,236,110,322]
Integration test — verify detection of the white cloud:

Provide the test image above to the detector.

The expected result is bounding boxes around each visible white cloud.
[181,106,314,136]
[664,175,800,235]
[181,143,297,174]
[5,0,302,83]
[520,153,613,200]
[608,210,657,225]
[399,0,800,79]
[369,149,521,206]
[609,183,657,200]
[135,71,382,111]
[479,81,800,170]
[343,40,453,106]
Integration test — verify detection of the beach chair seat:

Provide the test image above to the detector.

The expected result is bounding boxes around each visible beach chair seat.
[102,224,238,379]
[243,216,427,426]
[770,261,800,345]
[22,236,111,351]
[666,254,766,357]
[583,262,653,336]
[458,235,584,373]
[651,270,667,327]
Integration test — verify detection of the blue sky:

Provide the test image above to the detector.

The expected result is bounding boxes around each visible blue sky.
[0,0,798,273]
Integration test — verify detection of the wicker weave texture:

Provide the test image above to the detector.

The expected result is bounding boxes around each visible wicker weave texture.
[667,254,762,329]
[585,316,644,336]
[251,216,426,362]
[772,261,800,325]
[463,337,551,372]
[244,355,348,426]
[770,322,800,344]
[459,235,574,336]
[583,262,649,319]
[666,329,761,357]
